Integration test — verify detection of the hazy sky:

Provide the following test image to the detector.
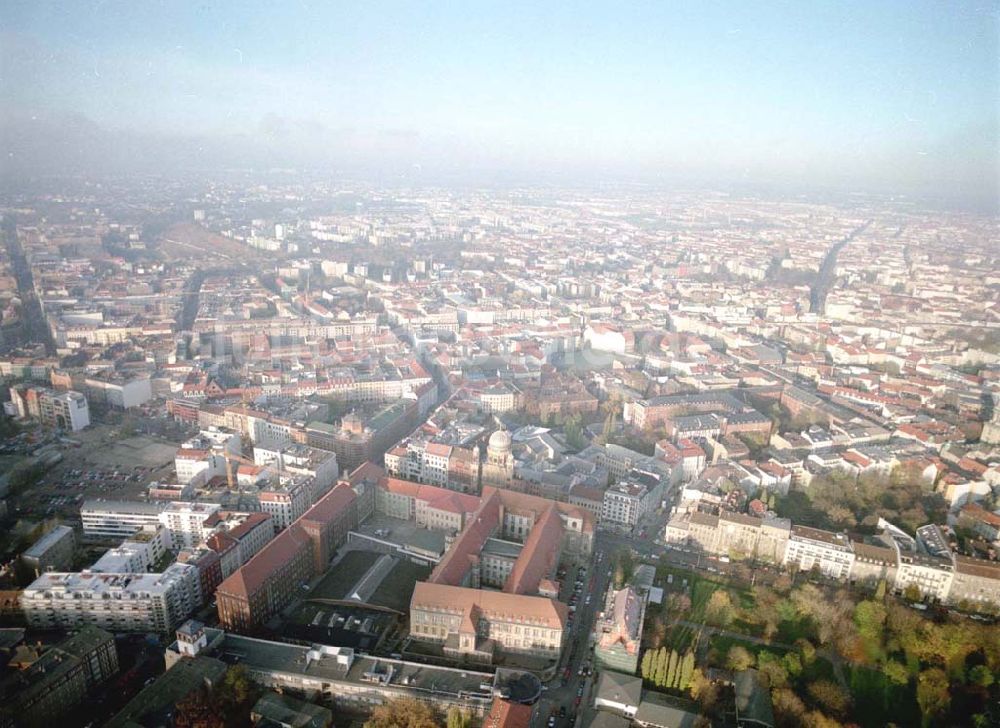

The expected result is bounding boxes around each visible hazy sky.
[2,1,998,203]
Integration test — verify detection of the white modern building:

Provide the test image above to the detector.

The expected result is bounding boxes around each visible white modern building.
[783,525,855,579]
[158,501,221,550]
[601,474,659,532]
[84,374,152,409]
[90,527,169,573]
[82,500,169,539]
[39,390,90,431]
[478,386,518,414]
[175,428,241,485]
[22,562,201,633]
[258,478,312,532]
[385,440,452,488]
[253,443,339,491]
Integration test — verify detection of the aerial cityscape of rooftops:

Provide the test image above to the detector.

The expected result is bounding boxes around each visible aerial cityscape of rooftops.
[0,2,997,728]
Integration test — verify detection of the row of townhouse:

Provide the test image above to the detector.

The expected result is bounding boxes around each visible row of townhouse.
[384,438,484,493]
[7,384,91,431]
[665,510,1000,608]
[81,498,275,563]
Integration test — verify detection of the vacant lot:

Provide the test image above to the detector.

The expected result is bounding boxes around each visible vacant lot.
[157,223,255,262]
[82,434,178,469]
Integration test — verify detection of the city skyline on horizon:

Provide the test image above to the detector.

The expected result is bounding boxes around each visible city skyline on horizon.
[1,1,997,211]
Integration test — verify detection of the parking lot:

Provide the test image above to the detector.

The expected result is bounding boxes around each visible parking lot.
[8,425,182,524]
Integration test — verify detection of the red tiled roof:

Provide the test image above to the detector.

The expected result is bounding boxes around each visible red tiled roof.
[430,491,501,586]
[175,448,210,459]
[504,504,561,595]
[961,503,1000,527]
[217,485,356,601]
[484,699,532,728]
[381,477,479,514]
[422,489,480,515]
[216,525,311,599]
[348,461,385,484]
[226,512,272,540]
[412,581,567,629]
[300,483,356,527]
[425,442,453,457]
[206,531,237,555]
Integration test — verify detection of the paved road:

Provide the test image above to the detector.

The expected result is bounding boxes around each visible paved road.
[531,534,618,726]
[809,220,872,313]
[1,215,56,355]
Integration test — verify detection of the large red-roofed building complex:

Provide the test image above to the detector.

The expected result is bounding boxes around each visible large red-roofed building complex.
[215,483,357,632]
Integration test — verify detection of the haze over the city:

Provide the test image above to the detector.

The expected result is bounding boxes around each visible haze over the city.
[0,4,999,728]
[2,1,998,208]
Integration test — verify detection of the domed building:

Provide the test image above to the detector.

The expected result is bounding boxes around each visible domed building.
[481,427,514,488]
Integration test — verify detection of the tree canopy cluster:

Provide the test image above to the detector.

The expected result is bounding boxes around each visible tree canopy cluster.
[776,464,948,535]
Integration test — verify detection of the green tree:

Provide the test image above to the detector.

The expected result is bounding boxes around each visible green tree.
[653,647,668,687]
[916,668,950,727]
[771,687,807,727]
[969,665,995,689]
[796,638,817,666]
[757,650,789,688]
[194,665,258,728]
[726,645,754,671]
[688,668,719,713]
[563,415,588,450]
[679,651,695,690]
[782,652,803,679]
[705,590,734,627]
[904,584,922,603]
[446,707,471,728]
[874,579,887,601]
[614,548,635,589]
[665,649,678,689]
[641,649,652,680]
[806,679,851,717]
[365,697,440,728]
[174,687,226,728]
[884,660,910,686]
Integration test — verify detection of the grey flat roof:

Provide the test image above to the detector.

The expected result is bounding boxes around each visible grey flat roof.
[252,692,333,728]
[82,499,169,514]
[405,528,447,554]
[483,537,524,559]
[107,655,228,728]
[60,625,115,658]
[354,514,448,556]
[218,634,493,699]
[596,670,642,707]
[633,694,700,727]
[23,525,74,558]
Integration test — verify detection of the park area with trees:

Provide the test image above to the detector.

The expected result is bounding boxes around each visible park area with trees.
[639,563,999,728]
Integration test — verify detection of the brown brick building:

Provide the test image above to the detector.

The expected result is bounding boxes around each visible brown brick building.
[215,483,358,633]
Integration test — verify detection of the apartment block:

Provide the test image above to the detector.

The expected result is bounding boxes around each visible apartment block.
[782,526,855,579]
[22,562,201,633]
[81,499,169,539]
[158,501,221,550]
[0,627,119,728]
